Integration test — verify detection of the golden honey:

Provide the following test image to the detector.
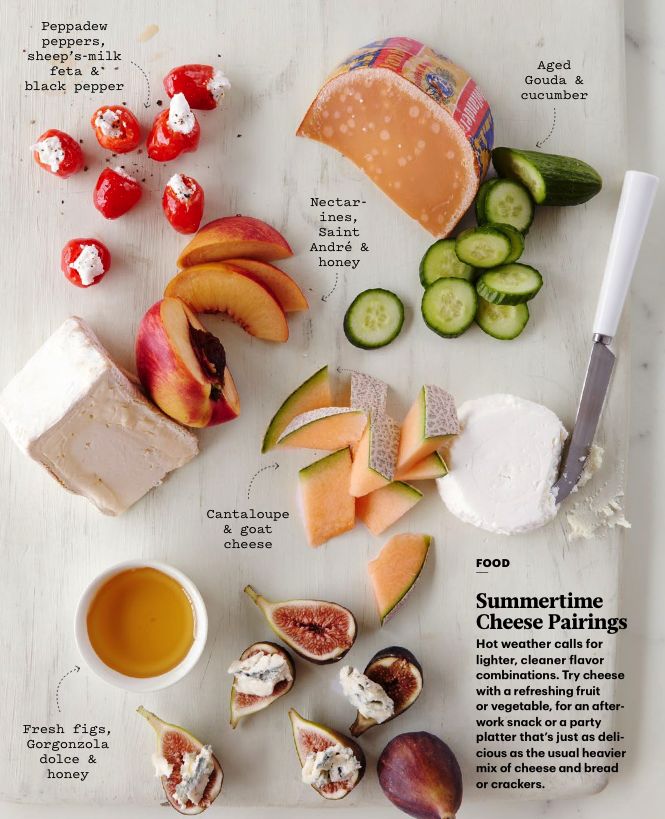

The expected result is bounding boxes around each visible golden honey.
[86,567,195,678]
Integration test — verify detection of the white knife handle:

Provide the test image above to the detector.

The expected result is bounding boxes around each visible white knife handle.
[593,170,659,339]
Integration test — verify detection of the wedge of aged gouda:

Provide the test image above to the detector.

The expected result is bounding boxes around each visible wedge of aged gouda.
[298,37,494,237]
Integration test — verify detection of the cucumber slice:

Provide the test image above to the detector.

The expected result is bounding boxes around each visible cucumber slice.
[478,179,534,233]
[485,223,524,263]
[476,297,529,340]
[492,147,602,206]
[474,178,499,224]
[344,288,404,349]
[419,239,475,286]
[421,278,478,338]
[455,226,512,268]
[476,263,542,305]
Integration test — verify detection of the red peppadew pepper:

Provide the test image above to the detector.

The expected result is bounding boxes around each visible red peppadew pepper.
[93,167,142,219]
[61,239,111,288]
[147,93,201,162]
[90,105,141,153]
[30,129,83,178]
[162,174,205,234]
[163,64,230,110]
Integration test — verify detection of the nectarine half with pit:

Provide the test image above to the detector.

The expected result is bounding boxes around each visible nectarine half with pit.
[136,297,240,428]
[164,263,289,342]
[224,259,308,313]
[177,215,293,268]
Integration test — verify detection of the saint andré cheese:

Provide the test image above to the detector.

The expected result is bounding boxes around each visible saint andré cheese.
[298,37,494,237]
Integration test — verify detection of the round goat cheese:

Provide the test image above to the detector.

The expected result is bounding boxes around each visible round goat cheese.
[437,394,567,534]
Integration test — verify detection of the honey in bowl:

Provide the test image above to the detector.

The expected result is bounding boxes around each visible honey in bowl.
[86,566,195,678]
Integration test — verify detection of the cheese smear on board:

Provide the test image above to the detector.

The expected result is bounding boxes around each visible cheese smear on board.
[437,394,567,534]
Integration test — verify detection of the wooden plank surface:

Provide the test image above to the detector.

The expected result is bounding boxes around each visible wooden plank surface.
[0,0,627,806]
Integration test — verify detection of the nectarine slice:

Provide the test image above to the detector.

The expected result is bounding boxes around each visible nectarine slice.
[165,263,289,342]
[177,215,293,268]
[136,297,240,428]
[225,259,308,312]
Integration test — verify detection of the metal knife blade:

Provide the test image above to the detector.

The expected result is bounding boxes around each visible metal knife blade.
[554,339,615,504]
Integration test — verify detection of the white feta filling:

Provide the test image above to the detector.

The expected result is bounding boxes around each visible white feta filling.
[437,394,567,534]
[174,745,214,809]
[151,753,173,779]
[168,92,195,134]
[207,68,231,103]
[31,136,65,173]
[70,244,104,287]
[95,108,122,138]
[227,650,292,697]
[112,165,135,182]
[339,666,394,723]
[301,743,361,789]
[167,173,195,203]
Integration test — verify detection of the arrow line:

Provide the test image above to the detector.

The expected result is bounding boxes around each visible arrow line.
[536,107,556,148]
[321,271,339,302]
[130,60,151,108]
[56,665,80,713]
[247,463,279,500]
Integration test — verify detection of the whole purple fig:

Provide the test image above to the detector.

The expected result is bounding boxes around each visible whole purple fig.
[377,731,462,818]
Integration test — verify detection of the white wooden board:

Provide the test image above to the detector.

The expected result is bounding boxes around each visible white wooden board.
[0,0,628,807]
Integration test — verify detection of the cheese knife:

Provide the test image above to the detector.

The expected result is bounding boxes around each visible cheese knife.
[554,170,659,503]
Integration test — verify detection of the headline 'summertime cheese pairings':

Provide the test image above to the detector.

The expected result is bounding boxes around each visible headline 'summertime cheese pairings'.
[0,28,625,815]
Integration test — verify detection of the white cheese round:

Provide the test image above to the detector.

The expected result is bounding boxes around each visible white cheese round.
[437,394,567,535]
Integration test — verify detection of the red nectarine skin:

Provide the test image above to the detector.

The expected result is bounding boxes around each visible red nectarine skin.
[135,299,239,428]
[177,215,293,268]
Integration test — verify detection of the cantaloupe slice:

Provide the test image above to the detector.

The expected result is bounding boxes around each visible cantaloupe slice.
[164,262,289,342]
[278,407,367,450]
[396,385,459,473]
[356,482,423,536]
[395,451,448,481]
[225,258,308,313]
[368,533,431,623]
[299,448,355,547]
[350,371,388,418]
[349,413,400,497]
[262,366,332,453]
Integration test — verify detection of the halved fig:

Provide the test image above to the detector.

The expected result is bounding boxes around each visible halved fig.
[229,641,295,728]
[350,646,423,737]
[137,706,223,815]
[289,708,365,800]
[244,585,356,664]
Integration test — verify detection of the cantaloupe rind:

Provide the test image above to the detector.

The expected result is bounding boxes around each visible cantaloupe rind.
[262,365,333,452]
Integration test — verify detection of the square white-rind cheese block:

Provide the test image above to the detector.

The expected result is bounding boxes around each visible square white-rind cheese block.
[0,317,198,515]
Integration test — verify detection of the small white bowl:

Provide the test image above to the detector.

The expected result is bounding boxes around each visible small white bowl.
[75,560,208,692]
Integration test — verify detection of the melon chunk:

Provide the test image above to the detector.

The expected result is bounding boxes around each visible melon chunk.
[350,371,388,418]
[262,366,332,453]
[299,448,355,547]
[395,451,448,481]
[297,37,493,237]
[349,413,400,497]
[356,482,423,536]
[396,385,459,473]
[368,533,431,623]
[278,407,367,451]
